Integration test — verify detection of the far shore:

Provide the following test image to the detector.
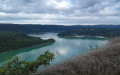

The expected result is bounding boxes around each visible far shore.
[58,35,106,39]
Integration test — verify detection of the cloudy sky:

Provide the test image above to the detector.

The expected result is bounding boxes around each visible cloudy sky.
[0,0,120,25]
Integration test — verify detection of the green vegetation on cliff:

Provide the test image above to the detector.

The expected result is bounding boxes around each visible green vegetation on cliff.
[0,31,55,53]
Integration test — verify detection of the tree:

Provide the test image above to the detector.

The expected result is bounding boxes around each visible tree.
[0,50,54,74]
[89,45,99,50]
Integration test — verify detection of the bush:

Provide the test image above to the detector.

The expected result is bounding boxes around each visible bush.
[0,50,54,75]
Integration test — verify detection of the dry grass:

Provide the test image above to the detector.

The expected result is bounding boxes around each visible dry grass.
[34,37,120,75]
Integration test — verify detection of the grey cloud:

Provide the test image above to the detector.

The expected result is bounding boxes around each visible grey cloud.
[0,0,120,25]
[69,0,120,16]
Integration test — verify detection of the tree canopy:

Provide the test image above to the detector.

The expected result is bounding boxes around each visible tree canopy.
[0,50,54,74]
[0,31,55,53]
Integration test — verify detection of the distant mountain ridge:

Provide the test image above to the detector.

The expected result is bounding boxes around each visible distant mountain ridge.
[0,23,120,33]
[0,24,79,33]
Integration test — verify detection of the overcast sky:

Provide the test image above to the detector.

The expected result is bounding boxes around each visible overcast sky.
[0,0,120,25]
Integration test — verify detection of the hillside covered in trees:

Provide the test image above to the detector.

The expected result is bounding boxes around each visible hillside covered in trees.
[1,24,120,34]
[58,27,120,38]
[0,31,55,53]
[0,24,80,33]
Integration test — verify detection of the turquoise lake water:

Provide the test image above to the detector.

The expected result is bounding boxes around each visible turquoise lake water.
[0,33,108,70]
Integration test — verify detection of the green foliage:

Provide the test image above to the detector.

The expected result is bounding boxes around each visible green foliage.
[58,27,120,38]
[55,50,59,54]
[89,45,99,50]
[0,31,55,53]
[0,50,54,74]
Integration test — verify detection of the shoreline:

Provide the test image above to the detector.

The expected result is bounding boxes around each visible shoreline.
[0,41,55,54]
[58,35,106,39]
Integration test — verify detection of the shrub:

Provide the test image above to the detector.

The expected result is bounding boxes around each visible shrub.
[0,50,54,75]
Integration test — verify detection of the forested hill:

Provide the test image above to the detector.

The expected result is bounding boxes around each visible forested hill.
[57,27,120,38]
[0,24,79,33]
[0,23,120,33]
[0,31,55,53]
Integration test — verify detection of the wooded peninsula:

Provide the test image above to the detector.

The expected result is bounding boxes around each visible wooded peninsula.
[0,31,55,53]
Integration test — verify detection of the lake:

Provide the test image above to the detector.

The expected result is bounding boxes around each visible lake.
[0,33,108,70]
